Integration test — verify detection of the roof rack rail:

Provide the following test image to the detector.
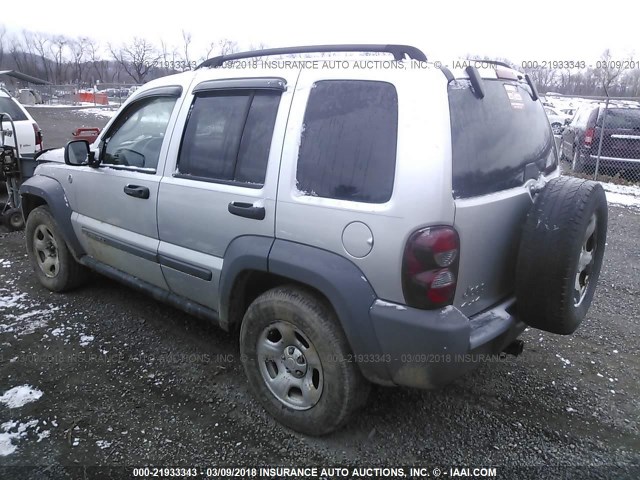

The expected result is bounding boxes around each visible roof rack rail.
[196,44,427,69]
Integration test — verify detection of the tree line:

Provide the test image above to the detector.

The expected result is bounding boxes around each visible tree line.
[0,25,248,85]
[1,24,638,97]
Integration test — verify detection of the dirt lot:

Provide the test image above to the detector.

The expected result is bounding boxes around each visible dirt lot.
[0,108,638,479]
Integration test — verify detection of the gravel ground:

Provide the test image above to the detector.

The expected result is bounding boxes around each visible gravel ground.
[0,109,638,479]
[25,106,115,149]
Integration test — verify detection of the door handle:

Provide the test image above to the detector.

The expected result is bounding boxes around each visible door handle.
[228,201,265,220]
[124,184,150,199]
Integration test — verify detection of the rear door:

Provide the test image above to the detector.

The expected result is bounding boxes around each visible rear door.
[597,108,640,160]
[449,77,558,316]
[156,75,296,311]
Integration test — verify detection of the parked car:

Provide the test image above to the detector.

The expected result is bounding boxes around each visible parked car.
[560,103,640,172]
[0,87,44,157]
[20,45,608,435]
[544,106,571,135]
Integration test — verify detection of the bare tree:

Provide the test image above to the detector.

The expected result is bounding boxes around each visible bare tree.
[49,35,69,84]
[109,37,159,84]
[248,42,268,51]
[218,38,239,56]
[199,38,240,64]
[522,65,557,92]
[596,49,623,96]
[181,30,192,70]
[69,38,89,83]
[0,25,6,68]
[33,33,53,81]
[86,38,106,83]
[9,35,27,72]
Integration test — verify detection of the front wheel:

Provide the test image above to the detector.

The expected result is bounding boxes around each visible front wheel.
[25,206,87,292]
[239,286,370,435]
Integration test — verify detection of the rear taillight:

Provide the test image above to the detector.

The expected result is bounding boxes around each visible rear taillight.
[584,127,594,147]
[33,123,43,151]
[402,226,460,309]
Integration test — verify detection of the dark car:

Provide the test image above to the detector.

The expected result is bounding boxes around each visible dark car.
[560,103,640,173]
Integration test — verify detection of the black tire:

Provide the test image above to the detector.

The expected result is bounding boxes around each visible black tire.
[25,206,88,292]
[7,208,25,231]
[516,176,607,335]
[239,286,370,435]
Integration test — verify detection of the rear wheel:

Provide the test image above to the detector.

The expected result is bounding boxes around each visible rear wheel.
[516,176,607,334]
[240,286,370,435]
[25,206,87,292]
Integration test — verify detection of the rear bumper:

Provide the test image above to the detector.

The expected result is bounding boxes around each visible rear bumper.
[369,297,526,389]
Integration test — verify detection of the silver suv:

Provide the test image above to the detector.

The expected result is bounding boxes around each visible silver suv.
[20,45,608,435]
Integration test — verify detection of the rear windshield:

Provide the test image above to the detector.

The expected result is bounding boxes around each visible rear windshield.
[599,108,640,129]
[448,79,556,198]
[0,97,28,122]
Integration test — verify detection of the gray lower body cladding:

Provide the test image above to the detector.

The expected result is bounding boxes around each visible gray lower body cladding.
[369,297,526,389]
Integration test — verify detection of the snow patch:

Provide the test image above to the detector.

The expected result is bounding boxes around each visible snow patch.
[0,420,38,456]
[79,334,95,347]
[96,440,112,449]
[36,430,50,442]
[599,181,640,210]
[76,108,117,118]
[0,386,43,409]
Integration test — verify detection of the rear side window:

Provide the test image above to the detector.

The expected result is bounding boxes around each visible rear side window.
[599,108,640,129]
[296,80,398,203]
[449,79,556,198]
[178,91,280,186]
[0,97,28,121]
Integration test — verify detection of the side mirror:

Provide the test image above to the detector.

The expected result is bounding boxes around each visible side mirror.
[64,140,96,166]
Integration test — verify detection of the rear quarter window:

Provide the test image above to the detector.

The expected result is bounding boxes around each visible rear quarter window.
[449,79,556,198]
[0,97,28,122]
[296,80,398,203]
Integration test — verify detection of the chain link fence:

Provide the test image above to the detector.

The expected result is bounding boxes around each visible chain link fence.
[552,94,640,185]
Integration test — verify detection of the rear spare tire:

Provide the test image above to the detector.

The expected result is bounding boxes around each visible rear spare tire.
[516,176,607,334]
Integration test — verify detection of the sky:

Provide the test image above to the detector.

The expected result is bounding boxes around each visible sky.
[2,0,639,64]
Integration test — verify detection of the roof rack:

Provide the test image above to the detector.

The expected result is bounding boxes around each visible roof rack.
[196,44,427,69]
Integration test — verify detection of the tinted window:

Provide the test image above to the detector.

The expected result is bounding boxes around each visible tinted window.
[178,91,280,186]
[600,108,640,129]
[296,81,398,203]
[0,97,28,121]
[449,79,556,198]
[102,96,177,171]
